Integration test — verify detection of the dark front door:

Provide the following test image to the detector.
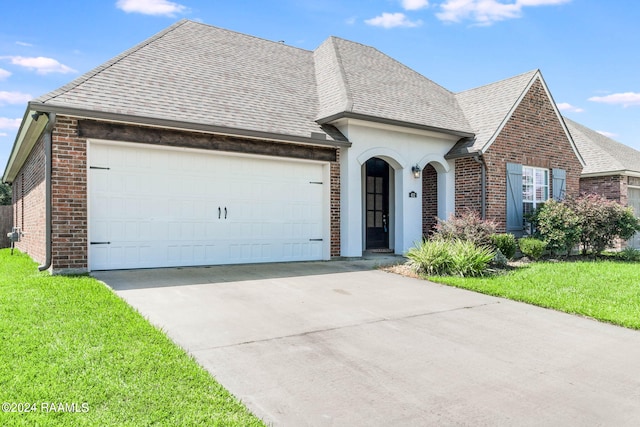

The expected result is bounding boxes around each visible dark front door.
[365,157,389,249]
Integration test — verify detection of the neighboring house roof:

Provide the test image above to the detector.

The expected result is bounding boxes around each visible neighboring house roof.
[451,70,539,157]
[564,117,640,176]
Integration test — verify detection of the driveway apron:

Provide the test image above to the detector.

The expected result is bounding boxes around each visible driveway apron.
[95,260,640,426]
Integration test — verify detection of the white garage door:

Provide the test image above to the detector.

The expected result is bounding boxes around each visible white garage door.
[89,141,328,270]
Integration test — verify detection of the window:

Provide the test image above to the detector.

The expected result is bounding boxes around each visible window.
[507,163,565,236]
[522,166,549,232]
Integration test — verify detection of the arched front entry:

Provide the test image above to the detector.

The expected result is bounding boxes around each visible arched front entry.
[365,157,391,249]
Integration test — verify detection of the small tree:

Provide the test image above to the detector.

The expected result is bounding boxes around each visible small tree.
[534,199,581,257]
[569,194,640,255]
[0,182,11,206]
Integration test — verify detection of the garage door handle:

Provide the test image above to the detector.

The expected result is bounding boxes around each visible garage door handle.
[224,207,228,219]
[90,241,111,245]
[218,207,221,219]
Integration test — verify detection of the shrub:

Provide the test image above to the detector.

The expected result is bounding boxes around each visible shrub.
[492,248,509,268]
[569,194,640,255]
[407,239,494,277]
[533,199,581,257]
[518,237,547,260]
[618,247,640,262]
[449,240,496,277]
[433,210,498,247]
[490,233,516,259]
[406,239,452,276]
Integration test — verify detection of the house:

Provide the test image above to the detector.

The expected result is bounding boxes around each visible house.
[2,20,584,274]
[565,118,640,248]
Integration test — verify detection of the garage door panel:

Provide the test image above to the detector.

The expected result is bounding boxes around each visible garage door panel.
[89,142,327,270]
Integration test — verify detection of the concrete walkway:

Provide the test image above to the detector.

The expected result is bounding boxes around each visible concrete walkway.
[95,259,640,426]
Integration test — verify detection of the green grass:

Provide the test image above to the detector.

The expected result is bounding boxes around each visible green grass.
[0,249,264,426]
[430,260,640,330]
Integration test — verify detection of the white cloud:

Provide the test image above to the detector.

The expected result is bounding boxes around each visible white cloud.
[116,0,188,17]
[4,56,76,75]
[0,91,33,106]
[345,16,357,25]
[0,132,8,137]
[402,0,429,10]
[16,41,33,47]
[437,0,571,25]
[596,130,618,138]
[557,102,584,113]
[0,117,22,130]
[0,68,11,80]
[365,12,423,28]
[517,0,570,5]
[588,92,640,107]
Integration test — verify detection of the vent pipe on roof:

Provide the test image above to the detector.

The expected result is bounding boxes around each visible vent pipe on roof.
[472,154,486,220]
[38,112,56,272]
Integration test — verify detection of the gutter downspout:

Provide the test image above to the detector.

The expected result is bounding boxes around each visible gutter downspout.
[472,154,487,220]
[38,112,56,272]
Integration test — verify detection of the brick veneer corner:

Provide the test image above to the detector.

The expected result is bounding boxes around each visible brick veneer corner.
[330,150,341,257]
[51,116,89,274]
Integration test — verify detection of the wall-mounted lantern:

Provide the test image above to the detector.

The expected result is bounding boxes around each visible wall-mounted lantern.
[411,164,421,179]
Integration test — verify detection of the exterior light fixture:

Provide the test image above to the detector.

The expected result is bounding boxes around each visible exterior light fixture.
[411,164,421,179]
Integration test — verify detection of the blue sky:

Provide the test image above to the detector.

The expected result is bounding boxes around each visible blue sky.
[1,0,639,171]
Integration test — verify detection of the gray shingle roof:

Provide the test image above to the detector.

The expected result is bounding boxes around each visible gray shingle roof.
[33,20,475,144]
[315,37,473,134]
[447,70,539,157]
[564,117,640,175]
[35,20,341,143]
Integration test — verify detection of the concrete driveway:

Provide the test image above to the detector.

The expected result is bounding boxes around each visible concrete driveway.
[95,259,640,426]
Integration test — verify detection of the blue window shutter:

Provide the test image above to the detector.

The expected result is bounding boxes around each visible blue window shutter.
[506,163,523,234]
[552,168,566,201]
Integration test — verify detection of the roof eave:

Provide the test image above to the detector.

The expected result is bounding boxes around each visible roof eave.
[581,170,640,179]
[317,111,475,139]
[2,106,49,184]
[444,147,481,160]
[28,102,352,149]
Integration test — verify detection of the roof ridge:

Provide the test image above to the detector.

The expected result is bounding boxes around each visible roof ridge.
[187,19,314,53]
[35,20,191,105]
[326,37,354,112]
[457,69,539,95]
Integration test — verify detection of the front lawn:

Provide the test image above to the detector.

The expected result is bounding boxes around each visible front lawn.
[429,260,640,330]
[0,249,264,426]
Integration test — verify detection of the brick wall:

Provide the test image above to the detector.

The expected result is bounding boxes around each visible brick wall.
[454,157,483,216]
[422,164,438,236]
[13,136,46,264]
[330,150,341,257]
[579,175,629,250]
[480,78,583,231]
[579,175,627,205]
[50,116,88,274]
